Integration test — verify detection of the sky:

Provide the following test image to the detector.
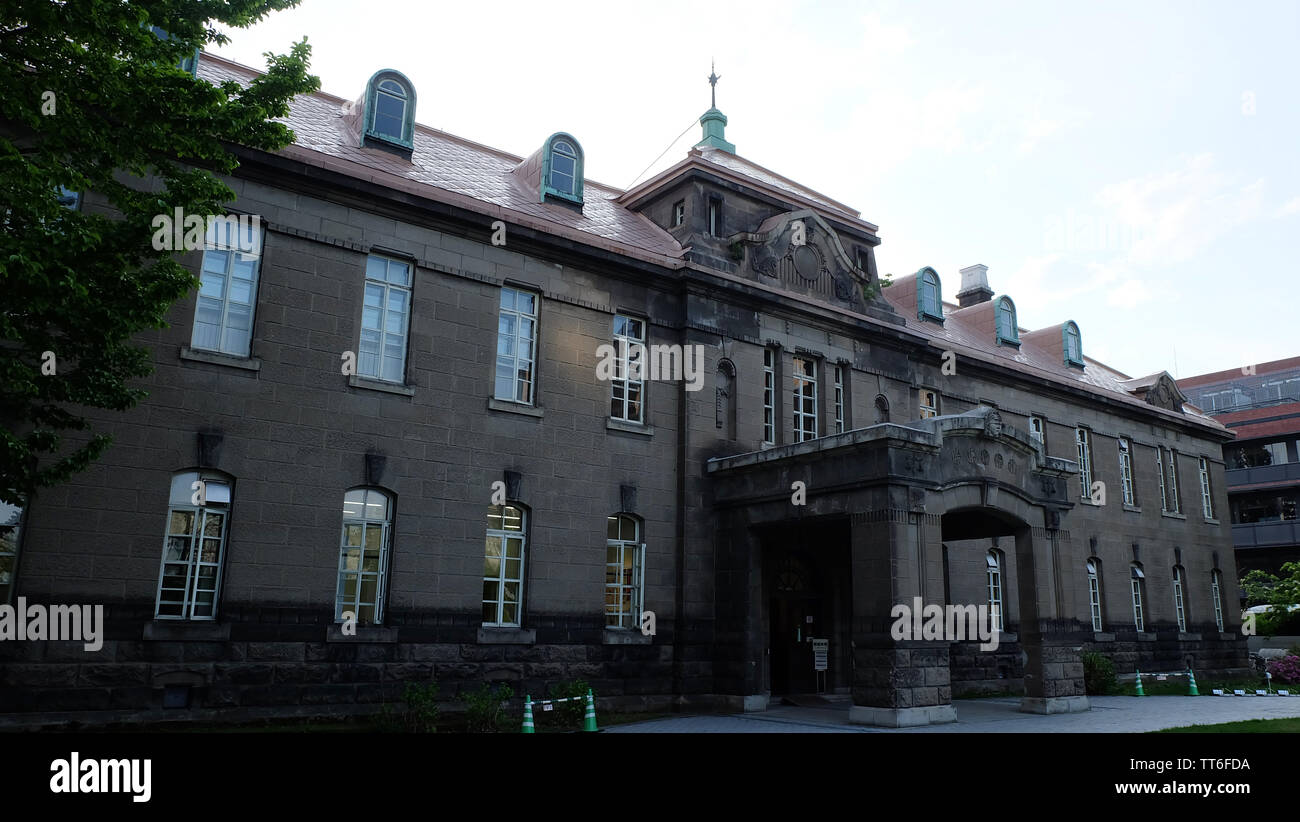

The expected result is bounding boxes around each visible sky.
[210,0,1300,380]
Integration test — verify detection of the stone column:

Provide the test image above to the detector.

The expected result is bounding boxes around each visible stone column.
[713,507,766,711]
[1016,525,1089,714]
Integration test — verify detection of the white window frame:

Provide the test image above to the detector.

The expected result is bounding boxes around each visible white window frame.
[335,488,393,626]
[1198,457,1214,519]
[833,365,845,434]
[549,140,579,196]
[192,219,263,358]
[1028,415,1044,447]
[671,200,684,227]
[155,472,231,621]
[1211,570,1224,632]
[792,356,818,442]
[919,388,939,419]
[1075,427,1092,501]
[1118,437,1135,506]
[359,255,412,383]
[986,551,1003,632]
[494,287,538,404]
[605,515,645,630]
[610,314,645,423]
[1157,448,1169,512]
[763,349,775,444]
[1172,566,1187,632]
[1086,559,1102,632]
[372,79,409,142]
[0,499,26,605]
[1131,565,1145,632]
[1163,447,1181,513]
[483,505,526,627]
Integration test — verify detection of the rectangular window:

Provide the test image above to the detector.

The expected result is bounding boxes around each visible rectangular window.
[1163,447,1181,513]
[1199,457,1214,519]
[708,197,722,237]
[919,389,939,419]
[610,314,645,423]
[763,349,776,445]
[1157,448,1168,512]
[833,365,845,435]
[792,356,818,442]
[605,515,644,629]
[483,505,526,627]
[987,554,1003,632]
[359,255,412,383]
[1118,437,1135,506]
[335,489,392,625]
[1088,571,1102,632]
[1211,572,1224,633]
[1173,568,1186,632]
[156,473,230,620]
[494,287,537,404]
[192,220,263,357]
[1076,428,1092,500]
[0,499,24,605]
[1131,572,1145,632]
[671,200,685,227]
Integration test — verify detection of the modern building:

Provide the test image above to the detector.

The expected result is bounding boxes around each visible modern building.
[0,53,1248,727]
[1179,358,1300,579]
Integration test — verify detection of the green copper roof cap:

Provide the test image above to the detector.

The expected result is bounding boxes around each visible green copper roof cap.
[696,62,736,153]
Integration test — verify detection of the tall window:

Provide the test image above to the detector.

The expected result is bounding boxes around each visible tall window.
[833,365,845,434]
[1172,566,1187,632]
[548,140,578,196]
[610,314,645,423]
[708,197,722,237]
[363,70,416,149]
[1158,447,1181,513]
[1130,564,1145,632]
[986,550,1003,631]
[494,287,537,404]
[1075,428,1092,500]
[483,505,526,627]
[792,356,818,442]
[1063,321,1083,366]
[605,515,644,629]
[918,268,943,321]
[1086,558,1103,632]
[335,488,393,625]
[155,471,231,620]
[1198,457,1214,519]
[0,499,24,604]
[192,219,263,357]
[1211,570,1225,632]
[359,255,412,383]
[1118,437,1135,506]
[995,297,1019,345]
[1029,415,1045,447]
[671,200,685,227]
[874,394,890,424]
[762,349,776,444]
[919,389,939,419]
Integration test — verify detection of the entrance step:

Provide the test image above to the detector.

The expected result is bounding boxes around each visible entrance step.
[780,694,836,708]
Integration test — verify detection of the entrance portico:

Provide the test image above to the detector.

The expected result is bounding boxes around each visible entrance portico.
[707,406,1093,727]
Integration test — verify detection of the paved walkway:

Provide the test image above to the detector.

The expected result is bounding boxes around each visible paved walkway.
[605,695,1300,733]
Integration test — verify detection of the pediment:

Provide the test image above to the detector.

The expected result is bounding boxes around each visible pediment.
[738,210,875,311]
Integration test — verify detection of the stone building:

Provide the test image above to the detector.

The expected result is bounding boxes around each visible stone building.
[0,54,1249,727]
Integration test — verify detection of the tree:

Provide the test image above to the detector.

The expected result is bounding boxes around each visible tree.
[0,1,320,506]
[1241,562,1300,635]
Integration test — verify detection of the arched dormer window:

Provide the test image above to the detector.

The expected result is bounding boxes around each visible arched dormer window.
[1062,320,1083,367]
[541,133,584,205]
[917,267,943,323]
[363,70,416,150]
[995,296,1020,346]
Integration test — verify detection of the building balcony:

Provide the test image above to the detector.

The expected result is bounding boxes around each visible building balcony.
[1232,520,1300,549]
[1225,462,1300,488]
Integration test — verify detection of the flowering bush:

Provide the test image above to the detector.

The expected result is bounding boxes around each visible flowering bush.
[1267,655,1300,685]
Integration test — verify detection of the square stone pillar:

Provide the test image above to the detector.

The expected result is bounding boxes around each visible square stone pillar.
[1016,526,1089,714]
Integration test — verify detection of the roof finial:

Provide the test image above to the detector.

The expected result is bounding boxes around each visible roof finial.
[708,59,720,109]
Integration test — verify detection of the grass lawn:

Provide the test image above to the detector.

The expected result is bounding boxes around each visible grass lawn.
[1154,717,1300,733]
[95,708,671,733]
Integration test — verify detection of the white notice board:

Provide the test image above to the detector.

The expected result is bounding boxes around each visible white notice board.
[812,638,828,672]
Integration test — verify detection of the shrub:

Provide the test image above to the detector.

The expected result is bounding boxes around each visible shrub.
[1082,651,1117,695]
[539,679,590,729]
[376,681,440,733]
[464,682,514,733]
[1267,655,1300,685]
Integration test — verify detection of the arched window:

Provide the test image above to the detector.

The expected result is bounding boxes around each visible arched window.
[542,133,584,205]
[1086,558,1103,632]
[1062,321,1083,366]
[1172,565,1187,632]
[874,394,890,424]
[995,297,1019,346]
[1210,569,1225,632]
[484,504,526,626]
[336,488,394,625]
[364,70,416,149]
[1130,563,1146,632]
[986,550,1003,631]
[156,470,233,620]
[605,514,645,629]
[715,359,736,440]
[917,268,943,322]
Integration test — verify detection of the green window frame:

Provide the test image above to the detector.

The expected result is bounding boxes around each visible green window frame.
[1063,321,1083,366]
[917,267,944,322]
[363,69,417,150]
[995,296,1020,346]
[541,132,584,205]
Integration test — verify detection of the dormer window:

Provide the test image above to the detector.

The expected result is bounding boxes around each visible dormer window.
[1063,320,1083,367]
[363,70,416,150]
[918,267,943,322]
[541,133,584,205]
[995,296,1020,346]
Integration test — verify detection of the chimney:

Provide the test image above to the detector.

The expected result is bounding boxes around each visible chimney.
[956,264,993,307]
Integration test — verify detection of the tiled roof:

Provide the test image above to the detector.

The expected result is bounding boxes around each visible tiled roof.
[1178,356,1300,390]
[693,147,862,219]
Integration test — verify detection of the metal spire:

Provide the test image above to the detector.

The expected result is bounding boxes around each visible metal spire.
[708,59,720,109]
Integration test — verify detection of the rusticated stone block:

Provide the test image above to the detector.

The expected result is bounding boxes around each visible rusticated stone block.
[329,663,382,683]
[213,663,274,686]
[274,665,330,685]
[203,686,240,708]
[246,642,306,662]
[301,684,356,705]
[79,664,149,687]
[3,664,79,688]
[382,663,433,681]
[407,644,460,663]
[241,684,302,706]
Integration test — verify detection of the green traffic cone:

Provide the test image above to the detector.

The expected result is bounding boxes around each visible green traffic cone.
[521,695,535,734]
[582,688,598,732]
[1188,669,1199,696]
[1135,669,1145,697]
